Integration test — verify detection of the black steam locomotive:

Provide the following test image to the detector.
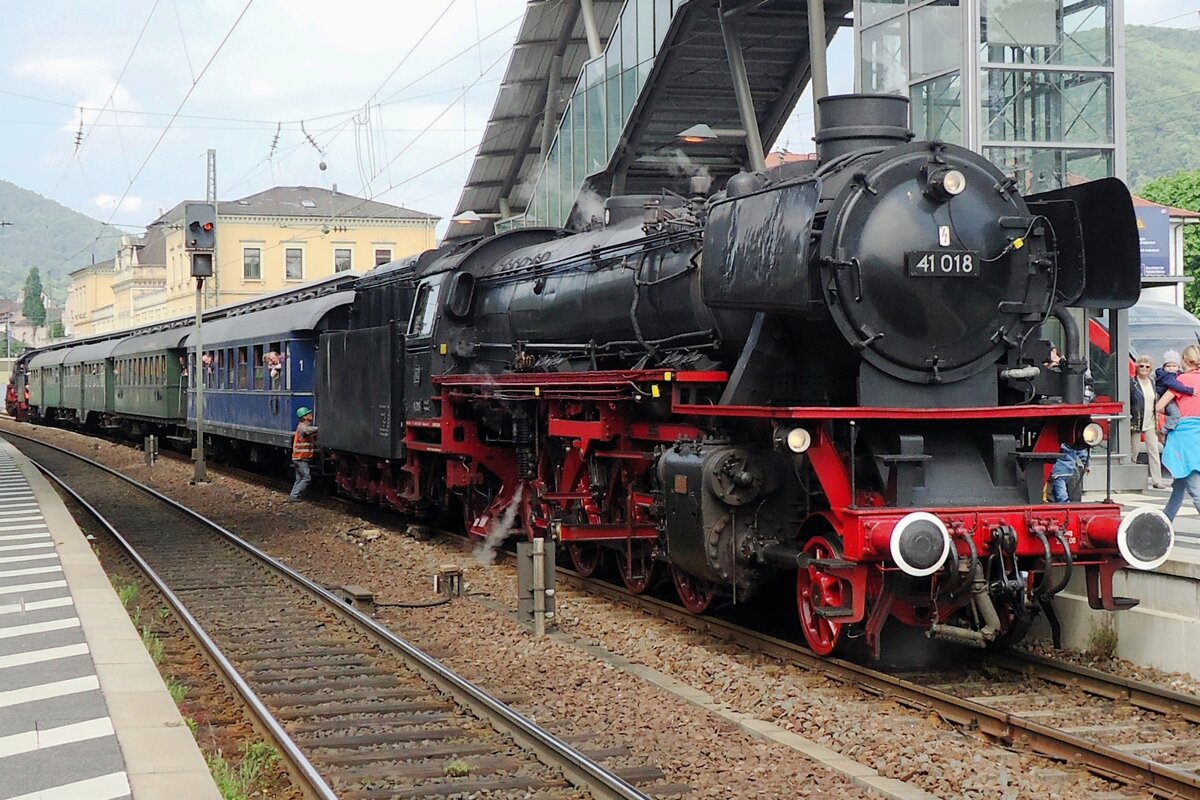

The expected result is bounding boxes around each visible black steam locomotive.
[315,93,1172,656]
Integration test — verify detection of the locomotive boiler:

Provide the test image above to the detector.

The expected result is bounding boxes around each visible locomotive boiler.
[320,93,1173,656]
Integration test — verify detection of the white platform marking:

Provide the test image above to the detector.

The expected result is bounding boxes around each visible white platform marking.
[0,565,62,578]
[0,542,54,552]
[0,617,80,640]
[0,580,67,598]
[0,596,74,615]
[0,643,88,670]
[7,771,130,800]
[0,675,99,709]
[0,717,115,759]
[0,553,59,565]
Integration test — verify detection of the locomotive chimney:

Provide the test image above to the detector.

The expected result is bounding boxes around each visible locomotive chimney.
[814,93,913,163]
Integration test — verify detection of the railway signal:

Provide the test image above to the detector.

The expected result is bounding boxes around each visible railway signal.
[185,203,215,277]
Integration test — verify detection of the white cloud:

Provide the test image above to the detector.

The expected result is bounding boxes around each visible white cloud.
[11,56,111,91]
[94,194,144,213]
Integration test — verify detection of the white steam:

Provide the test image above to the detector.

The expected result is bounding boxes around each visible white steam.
[473,484,524,565]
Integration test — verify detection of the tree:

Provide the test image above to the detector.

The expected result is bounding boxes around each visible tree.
[21,267,45,327]
[1140,170,1200,315]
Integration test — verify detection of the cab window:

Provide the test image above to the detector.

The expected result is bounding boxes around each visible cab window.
[407,281,440,338]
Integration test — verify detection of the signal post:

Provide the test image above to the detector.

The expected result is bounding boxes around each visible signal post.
[185,202,215,484]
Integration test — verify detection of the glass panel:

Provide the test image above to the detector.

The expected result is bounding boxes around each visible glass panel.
[861,16,907,94]
[620,0,638,114]
[558,104,573,219]
[655,0,671,49]
[621,0,637,71]
[243,247,261,280]
[407,282,440,337]
[984,0,1056,48]
[334,248,352,272]
[910,0,960,82]
[546,140,561,226]
[983,69,1112,144]
[982,145,1114,192]
[572,92,587,187]
[252,345,263,389]
[586,81,606,176]
[374,248,392,266]
[238,347,249,389]
[911,73,963,143]
[861,0,905,27]
[1061,0,1111,68]
[982,0,1112,68]
[285,247,303,279]
[607,70,623,156]
[637,0,654,84]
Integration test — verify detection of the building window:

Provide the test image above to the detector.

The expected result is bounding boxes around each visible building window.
[285,247,304,280]
[374,248,392,266]
[334,248,353,272]
[243,247,262,280]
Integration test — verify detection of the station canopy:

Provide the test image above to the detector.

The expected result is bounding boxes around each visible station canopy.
[449,0,853,242]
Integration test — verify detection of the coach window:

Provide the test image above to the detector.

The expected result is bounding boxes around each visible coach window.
[252,344,264,389]
[266,342,283,389]
[243,247,262,281]
[238,347,249,389]
[214,350,224,389]
[285,247,304,281]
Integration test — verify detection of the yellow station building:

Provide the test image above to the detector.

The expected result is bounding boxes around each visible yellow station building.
[67,186,438,337]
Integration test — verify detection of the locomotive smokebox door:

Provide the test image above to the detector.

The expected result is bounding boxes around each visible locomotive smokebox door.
[702,177,821,312]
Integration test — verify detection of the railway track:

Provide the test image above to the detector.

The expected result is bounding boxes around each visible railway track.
[554,570,1200,799]
[8,432,658,800]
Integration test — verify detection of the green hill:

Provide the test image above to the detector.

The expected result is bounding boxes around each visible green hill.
[1126,25,1200,189]
[0,180,123,302]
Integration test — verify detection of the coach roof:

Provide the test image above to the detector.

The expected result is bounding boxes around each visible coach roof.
[182,291,354,349]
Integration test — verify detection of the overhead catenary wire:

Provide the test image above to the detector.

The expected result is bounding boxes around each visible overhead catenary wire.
[45,0,257,278]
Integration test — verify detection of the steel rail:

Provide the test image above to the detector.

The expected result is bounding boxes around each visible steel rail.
[10,432,650,800]
[555,570,1200,799]
[31,459,339,800]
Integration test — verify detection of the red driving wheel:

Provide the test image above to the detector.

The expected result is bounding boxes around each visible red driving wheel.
[796,533,848,655]
[671,565,716,614]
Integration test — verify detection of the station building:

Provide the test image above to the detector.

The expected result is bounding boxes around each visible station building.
[66,186,438,337]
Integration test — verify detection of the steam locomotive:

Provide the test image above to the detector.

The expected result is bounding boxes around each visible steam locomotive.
[21,93,1173,657]
[317,93,1173,656]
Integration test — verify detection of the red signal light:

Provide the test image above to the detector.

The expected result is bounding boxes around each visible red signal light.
[202,222,214,232]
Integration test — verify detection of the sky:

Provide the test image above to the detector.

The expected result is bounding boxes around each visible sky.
[1,0,1197,273]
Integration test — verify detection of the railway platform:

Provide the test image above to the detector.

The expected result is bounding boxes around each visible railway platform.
[0,437,219,800]
[1044,487,1200,677]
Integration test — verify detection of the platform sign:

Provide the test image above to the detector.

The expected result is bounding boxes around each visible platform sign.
[1138,204,1170,277]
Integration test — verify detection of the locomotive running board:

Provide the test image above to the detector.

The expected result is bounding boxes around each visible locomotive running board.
[556,523,658,542]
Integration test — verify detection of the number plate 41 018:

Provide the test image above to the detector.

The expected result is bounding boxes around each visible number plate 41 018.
[906,250,980,277]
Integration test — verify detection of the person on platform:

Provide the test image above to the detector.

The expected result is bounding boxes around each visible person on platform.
[1157,344,1200,520]
[1157,349,1195,440]
[1131,355,1167,489]
[288,407,318,502]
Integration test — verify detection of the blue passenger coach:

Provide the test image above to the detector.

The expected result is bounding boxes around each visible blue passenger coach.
[185,292,354,452]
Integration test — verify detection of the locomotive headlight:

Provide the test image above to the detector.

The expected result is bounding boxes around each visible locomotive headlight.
[1081,422,1105,447]
[925,167,967,201]
[774,425,812,454]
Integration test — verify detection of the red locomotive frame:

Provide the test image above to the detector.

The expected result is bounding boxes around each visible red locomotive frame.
[333,366,1141,657]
